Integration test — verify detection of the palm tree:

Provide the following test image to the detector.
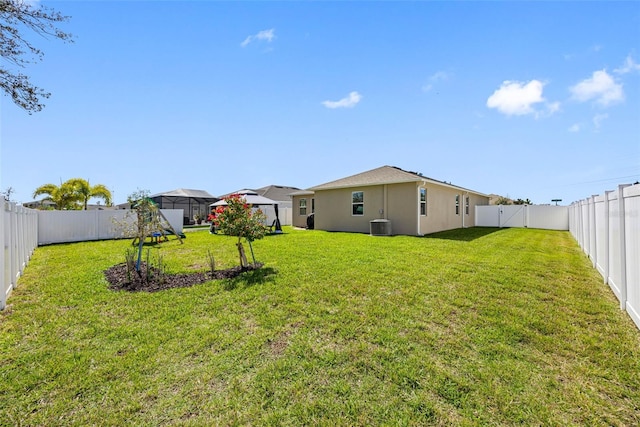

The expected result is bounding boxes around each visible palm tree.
[66,178,112,210]
[32,182,81,210]
[32,178,112,210]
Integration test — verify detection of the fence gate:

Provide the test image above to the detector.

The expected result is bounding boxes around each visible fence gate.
[475,205,569,230]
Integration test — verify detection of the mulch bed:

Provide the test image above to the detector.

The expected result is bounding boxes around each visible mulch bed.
[104,262,263,292]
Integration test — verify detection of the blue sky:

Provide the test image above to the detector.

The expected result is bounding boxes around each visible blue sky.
[2,1,639,205]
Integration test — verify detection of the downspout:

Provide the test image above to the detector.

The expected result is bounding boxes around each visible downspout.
[417,183,422,236]
[463,191,468,228]
[461,192,465,228]
[383,184,388,219]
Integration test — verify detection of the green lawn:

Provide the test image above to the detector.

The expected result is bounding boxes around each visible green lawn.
[1,227,639,426]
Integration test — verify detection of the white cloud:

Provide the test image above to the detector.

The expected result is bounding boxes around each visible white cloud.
[422,71,450,92]
[569,70,623,106]
[241,28,276,48]
[593,113,608,130]
[546,101,561,115]
[568,123,582,133]
[614,54,640,75]
[486,80,546,116]
[322,91,362,109]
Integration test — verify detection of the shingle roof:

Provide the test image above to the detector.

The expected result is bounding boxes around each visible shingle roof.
[309,166,424,190]
[309,165,487,196]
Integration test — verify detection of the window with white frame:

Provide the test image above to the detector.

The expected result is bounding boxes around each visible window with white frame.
[465,196,470,215]
[420,188,427,216]
[311,198,315,213]
[352,191,364,216]
[455,195,460,215]
[299,198,307,215]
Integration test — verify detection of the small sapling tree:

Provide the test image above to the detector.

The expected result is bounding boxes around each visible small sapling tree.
[114,190,166,274]
[213,194,268,267]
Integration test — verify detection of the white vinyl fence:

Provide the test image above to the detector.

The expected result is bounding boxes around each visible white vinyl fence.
[569,184,640,330]
[1,207,183,310]
[1,199,38,310]
[259,206,292,227]
[37,209,184,245]
[475,205,569,230]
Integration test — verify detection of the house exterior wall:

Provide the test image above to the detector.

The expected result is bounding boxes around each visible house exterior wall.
[314,182,489,236]
[291,194,314,228]
[314,183,418,234]
[418,185,488,235]
[315,186,380,233]
[386,183,419,235]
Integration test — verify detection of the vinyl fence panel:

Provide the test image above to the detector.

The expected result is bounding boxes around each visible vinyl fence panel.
[258,206,292,227]
[624,185,640,327]
[526,205,569,230]
[475,205,500,227]
[37,209,184,245]
[1,199,38,310]
[570,184,640,330]
[475,205,569,230]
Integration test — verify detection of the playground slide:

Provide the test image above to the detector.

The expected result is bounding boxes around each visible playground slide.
[164,228,186,238]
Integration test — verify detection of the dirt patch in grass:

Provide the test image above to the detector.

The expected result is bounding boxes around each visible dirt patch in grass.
[104,262,263,292]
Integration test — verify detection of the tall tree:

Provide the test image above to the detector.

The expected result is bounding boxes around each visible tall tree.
[32,181,80,210]
[32,178,112,210]
[66,178,112,209]
[1,0,73,113]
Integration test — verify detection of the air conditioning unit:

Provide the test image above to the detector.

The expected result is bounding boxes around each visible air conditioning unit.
[370,219,392,236]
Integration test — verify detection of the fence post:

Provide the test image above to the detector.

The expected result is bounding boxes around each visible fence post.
[9,202,17,291]
[18,205,26,273]
[603,191,614,286]
[618,184,629,311]
[590,195,598,268]
[580,199,589,255]
[585,198,592,256]
[0,199,5,310]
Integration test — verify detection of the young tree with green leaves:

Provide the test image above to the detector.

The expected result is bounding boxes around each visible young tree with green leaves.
[122,190,166,273]
[1,0,73,113]
[213,194,268,267]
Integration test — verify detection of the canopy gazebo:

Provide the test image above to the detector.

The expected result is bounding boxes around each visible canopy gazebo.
[211,190,282,233]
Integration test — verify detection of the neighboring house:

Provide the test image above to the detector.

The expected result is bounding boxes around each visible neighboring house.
[254,185,301,211]
[291,165,490,236]
[22,200,57,210]
[150,189,218,225]
[22,200,112,210]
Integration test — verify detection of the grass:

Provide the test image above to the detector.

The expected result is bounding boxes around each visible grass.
[1,227,639,426]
